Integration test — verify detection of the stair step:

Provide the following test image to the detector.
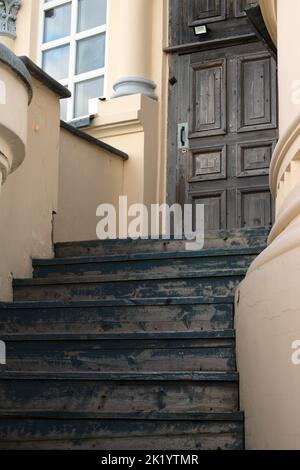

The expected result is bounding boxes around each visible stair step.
[0,371,239,414]
[0,297,234,334]
[13,271,244,301]
[3,230,254,449]
[32,247,260,279]
[0,413,244,449]
[55,227,269,257]
[1,329,235,340]
[2,330,236,373]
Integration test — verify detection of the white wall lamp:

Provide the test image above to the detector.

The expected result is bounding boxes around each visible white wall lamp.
[191,24,210,39]
[194,25,208,36]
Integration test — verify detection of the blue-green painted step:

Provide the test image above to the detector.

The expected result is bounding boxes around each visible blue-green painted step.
[2,330,236,373]
[32,247,260,279]
[54,227,269,258]
[0,371,239,414]
[0,413,244,449]
[13,271,244,301]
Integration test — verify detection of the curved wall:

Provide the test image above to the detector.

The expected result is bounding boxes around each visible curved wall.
[0,44,32,189]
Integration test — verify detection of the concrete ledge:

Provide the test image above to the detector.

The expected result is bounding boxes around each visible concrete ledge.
[60,120,128,160]
[19,56,70,100]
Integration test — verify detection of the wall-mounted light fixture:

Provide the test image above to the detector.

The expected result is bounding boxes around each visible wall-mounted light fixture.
[190,23,210,40]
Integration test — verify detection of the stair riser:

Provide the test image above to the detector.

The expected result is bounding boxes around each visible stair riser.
[55,229,268,257]
[0,419,244,450]
[0,303,233,334]
[33,254,256,279]
[4,338,236,372]
[0,380,239,413]
[13,276,243,301]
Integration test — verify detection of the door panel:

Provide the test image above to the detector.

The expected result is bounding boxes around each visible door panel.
[236,140,274,177]
[237,53,277,131]
[189,145,227,182]
[168,0,278,230]
[191,190,227,231]
[237,187,272,227]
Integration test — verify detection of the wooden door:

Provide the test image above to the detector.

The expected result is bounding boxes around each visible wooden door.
[167,0,278,230]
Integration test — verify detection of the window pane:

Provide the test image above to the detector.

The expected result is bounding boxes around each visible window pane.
[43,45,70,80]
[77,0,107,32]
[74,77,104,117]
[44,3,71,42]
[76,34,105,75]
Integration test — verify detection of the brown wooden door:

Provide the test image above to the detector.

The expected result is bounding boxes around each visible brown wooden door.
[167,0,278,230]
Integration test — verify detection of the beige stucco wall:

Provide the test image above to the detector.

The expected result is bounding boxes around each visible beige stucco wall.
[236,239,300,449]
[276,0,299,137]
[236,0,300,449]
[0,0,169,299]
[88,94,158,209]
[0,76,60,300]
[9,0,169,210]
[4,0,169,236]
[54,127,125,243]
[106,0,168,97]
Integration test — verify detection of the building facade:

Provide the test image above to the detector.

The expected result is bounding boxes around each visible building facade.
[0,0,168,299]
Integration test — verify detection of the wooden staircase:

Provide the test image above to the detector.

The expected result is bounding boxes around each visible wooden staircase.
[0,228,268,449]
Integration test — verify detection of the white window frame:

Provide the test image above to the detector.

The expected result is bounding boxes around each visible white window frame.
[39,0,108,121]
